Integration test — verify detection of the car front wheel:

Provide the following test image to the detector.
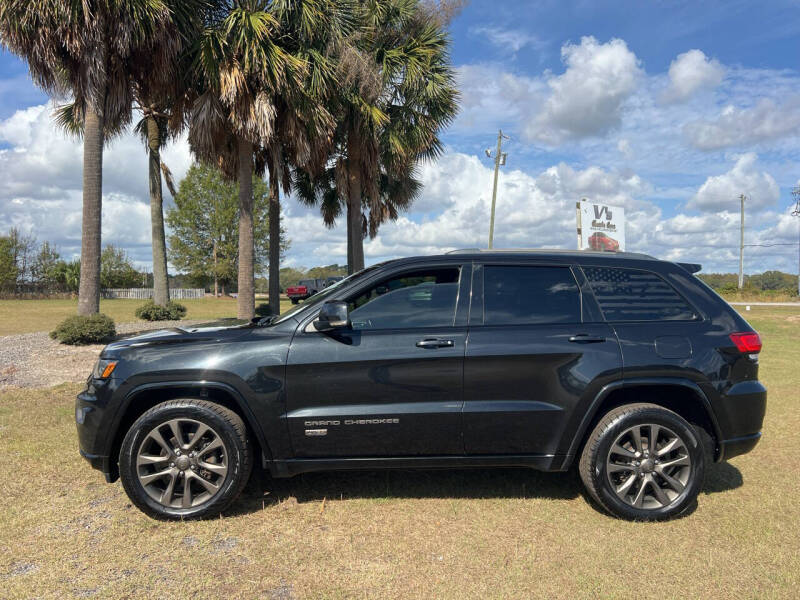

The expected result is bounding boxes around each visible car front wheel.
[579,403,706,521]
[119,399,253,520]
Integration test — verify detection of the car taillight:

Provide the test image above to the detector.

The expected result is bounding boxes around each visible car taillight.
[729,332,762,353]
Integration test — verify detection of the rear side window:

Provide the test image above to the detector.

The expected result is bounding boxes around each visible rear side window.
[583,266,697,321]
[483,266,581,325]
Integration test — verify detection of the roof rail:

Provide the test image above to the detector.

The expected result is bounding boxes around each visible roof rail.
[445,248,656,260]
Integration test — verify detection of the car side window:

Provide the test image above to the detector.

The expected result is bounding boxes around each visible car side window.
[483,265,581,325]
[583,266,697,321]
[348,268,460,330]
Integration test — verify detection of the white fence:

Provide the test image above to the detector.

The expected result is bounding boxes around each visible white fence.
[102,288,205,300]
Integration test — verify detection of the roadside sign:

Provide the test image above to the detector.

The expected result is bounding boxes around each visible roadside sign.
[576,200,626,252]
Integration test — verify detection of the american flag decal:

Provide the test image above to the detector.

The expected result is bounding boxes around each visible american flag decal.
[583,267,696,322]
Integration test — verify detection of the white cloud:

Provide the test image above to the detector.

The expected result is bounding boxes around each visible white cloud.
[684,96,800,150]
[469,26,545,55]
[526,37,643,144]
[453,37,643,146]
[662,49,725,103]
[617,138,632,157]
[453,64,544,133]
[688,153,780,212]
[0,102,192,266]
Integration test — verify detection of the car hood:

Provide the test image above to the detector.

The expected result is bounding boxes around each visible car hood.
[101,319,253,355]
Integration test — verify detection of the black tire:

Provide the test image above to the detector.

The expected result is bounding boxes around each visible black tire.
[119,399,253,520]
[290,298,299,304]
[578,403,705,521]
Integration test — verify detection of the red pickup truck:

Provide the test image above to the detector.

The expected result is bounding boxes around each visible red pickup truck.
[286,278,325,304]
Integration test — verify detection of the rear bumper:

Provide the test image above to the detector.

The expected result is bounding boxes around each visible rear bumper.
[718,432,761,461]
[712,380,766,462]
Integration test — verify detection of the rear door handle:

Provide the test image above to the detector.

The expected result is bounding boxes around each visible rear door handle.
[568,334,606,343]
[416,338,455,349]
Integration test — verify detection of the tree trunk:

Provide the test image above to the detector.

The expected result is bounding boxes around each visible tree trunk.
[346,133,365,274]
[147,116,170,307]
[77,104,104,315]
[268,176,281,317]
[237,137,255,320]
[213,241,218,297]
[346,202,354,274]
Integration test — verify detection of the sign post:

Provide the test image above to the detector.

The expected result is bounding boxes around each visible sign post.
[577,200,626,252]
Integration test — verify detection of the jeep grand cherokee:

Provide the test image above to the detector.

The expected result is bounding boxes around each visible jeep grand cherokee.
[76,250,766,521]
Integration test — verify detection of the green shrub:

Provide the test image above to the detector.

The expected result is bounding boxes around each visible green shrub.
[135,300,187,321]
[50,314,116,345]
[255,303,273,317]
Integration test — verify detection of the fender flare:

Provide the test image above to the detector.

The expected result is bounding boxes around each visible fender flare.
[111,380,274,463]
[564,377,723,465]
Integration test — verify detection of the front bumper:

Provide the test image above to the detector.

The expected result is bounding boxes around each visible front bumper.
[79,449,117,483]
[76,379,120,482]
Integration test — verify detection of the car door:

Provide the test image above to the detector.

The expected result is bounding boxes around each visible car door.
[284,263,471,457]
[463,262,622,456]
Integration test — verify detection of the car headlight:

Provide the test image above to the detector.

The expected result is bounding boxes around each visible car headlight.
[92,359,118,379]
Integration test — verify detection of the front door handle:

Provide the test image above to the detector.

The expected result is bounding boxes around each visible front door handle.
[568,334,606,343]
[416,338,455,349]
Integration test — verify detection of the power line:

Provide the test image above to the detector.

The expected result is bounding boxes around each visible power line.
[744,242,800,247]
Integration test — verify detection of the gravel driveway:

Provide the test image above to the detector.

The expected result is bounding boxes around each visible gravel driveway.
[0,320,206,388]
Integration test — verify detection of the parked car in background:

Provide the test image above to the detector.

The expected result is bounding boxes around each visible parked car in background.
[76,249,765,521]
[324,276,344,287]
[589,232,620,252]
[286,278,325,304]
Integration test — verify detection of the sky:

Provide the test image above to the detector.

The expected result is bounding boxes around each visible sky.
[2,0,800,275]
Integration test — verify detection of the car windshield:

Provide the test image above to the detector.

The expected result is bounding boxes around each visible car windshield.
[269,264,385,325]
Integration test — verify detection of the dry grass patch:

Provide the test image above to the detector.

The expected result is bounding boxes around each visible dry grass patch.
[0,297,294,336]
[0,307,798,598]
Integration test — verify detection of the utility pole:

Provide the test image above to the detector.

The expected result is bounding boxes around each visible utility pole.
[792,186,800,296]
[739,194,746,289]
[485,130,508,249]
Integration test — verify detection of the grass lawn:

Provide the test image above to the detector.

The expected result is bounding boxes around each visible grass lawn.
[0,297,295,336]
[0,306,798,598]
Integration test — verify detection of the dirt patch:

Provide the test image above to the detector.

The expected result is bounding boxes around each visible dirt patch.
[0,320,205,388]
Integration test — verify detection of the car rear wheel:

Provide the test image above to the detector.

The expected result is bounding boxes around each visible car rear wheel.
[119,399,252,520]
[579,403,705,521]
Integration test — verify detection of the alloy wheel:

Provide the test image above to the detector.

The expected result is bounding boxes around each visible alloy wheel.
[605,423,692,510]
[135,418,228,509]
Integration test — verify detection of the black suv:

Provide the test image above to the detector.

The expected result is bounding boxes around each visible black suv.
[76,250,766,521]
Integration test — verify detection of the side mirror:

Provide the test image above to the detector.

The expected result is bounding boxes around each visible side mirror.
[313,301,350,332]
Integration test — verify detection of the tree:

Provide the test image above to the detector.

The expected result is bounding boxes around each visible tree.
[52,260,82,293]
[296,0,458,274]
[188,0,349,318]
[260,1,352,315]
[31,241,61,290]
[0,0,184,315]
[100,245,142,289]
[166,164,286,294]
[0,236,18,293]
[133,113,178,306]
[188,1,302,319]
[4,228,37,286]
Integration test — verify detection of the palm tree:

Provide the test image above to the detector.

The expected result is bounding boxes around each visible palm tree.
[296,0,458,274]
[189,1,302,319]
[0,0,182,315]
[135,110,177,307]
[129,1,207,308]
[189,0,349,319]
[260,1,352,315]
